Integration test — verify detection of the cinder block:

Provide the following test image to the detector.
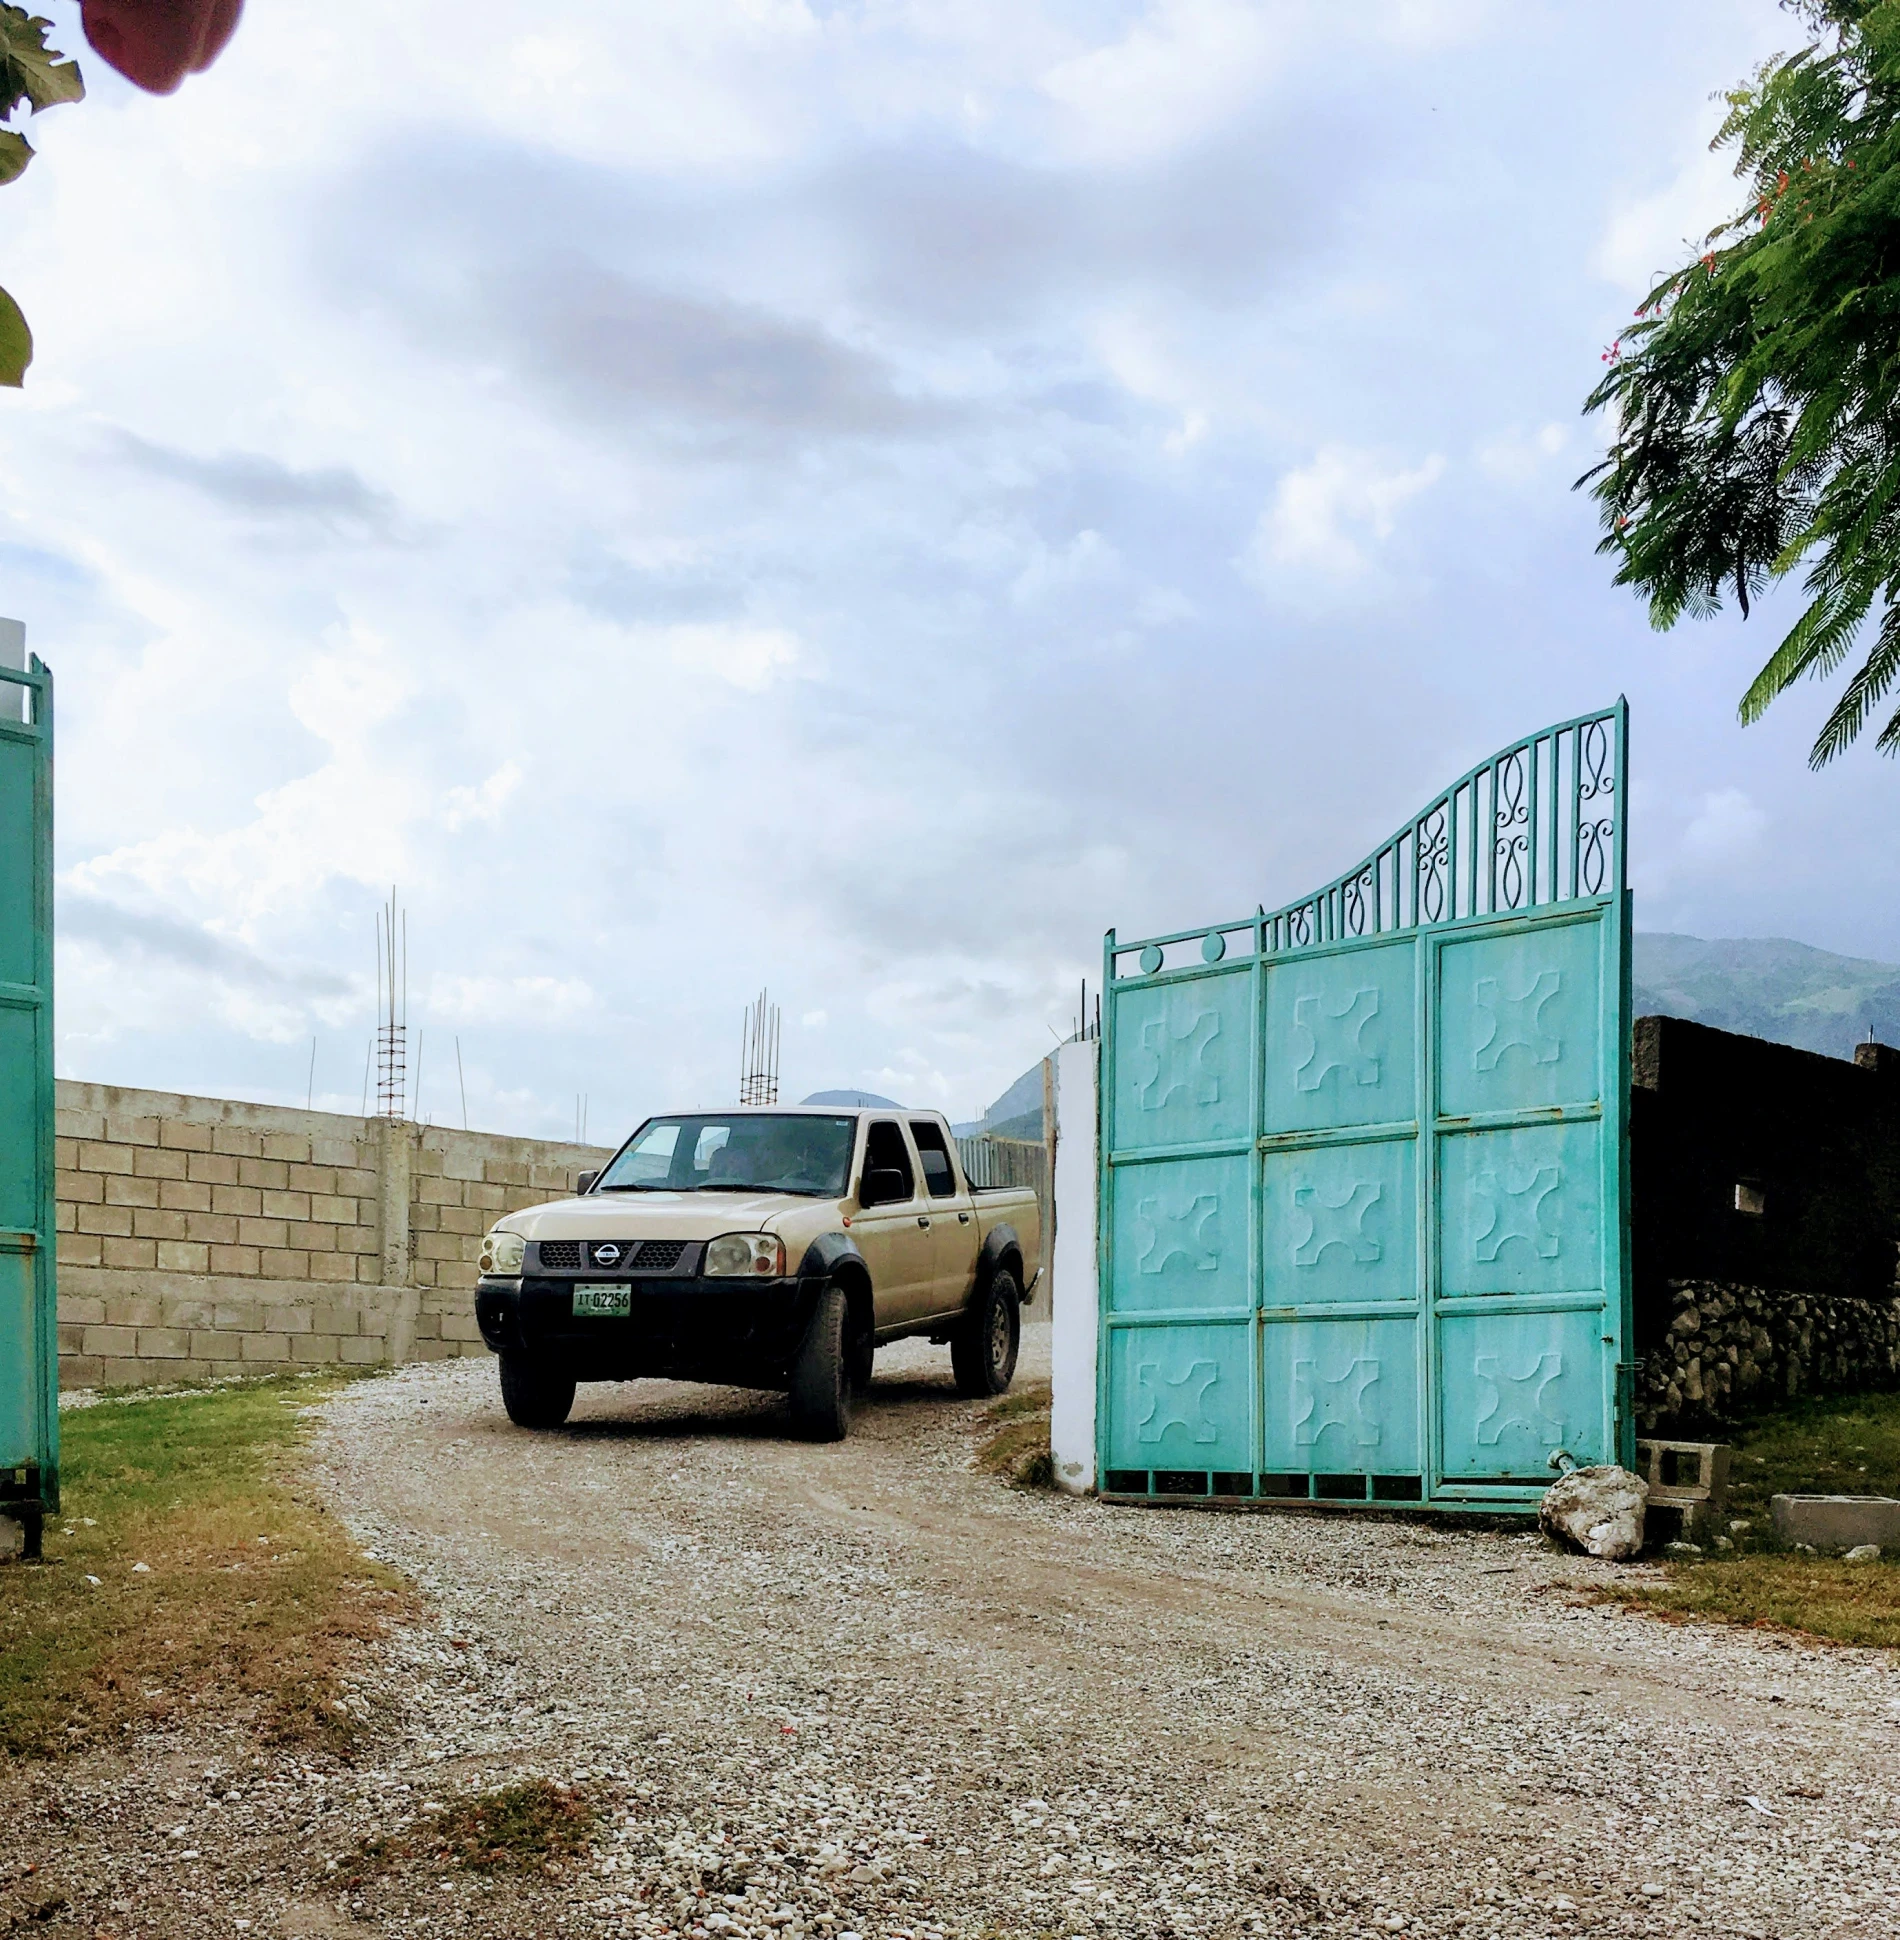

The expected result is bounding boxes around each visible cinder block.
[54,1136,78,1170]
[467,1182,506,1212]
[240,1333,292,1361]
[335,1166,377,1197]
[188,1329,247,1362]
[259,1250,311,1281]
[308,1253,360,1283]
[287,1221,337,1252]
[77,1202,134,1237]
[415,1175,462,1208]
[293,1334,340,1364]
[208,1245,262,1276]
[356,1308,391,1339]
[104,1113,161,1147]
[159,1177,213,1214]
[260,1189,312,1221]
[411,1310,441,1339]
[441,1149,486,1184]
[211,1126,264,1158]
[262,1132,311,1164]
[104,1294,164,1328]
[185,1211,240,1247]
[237,1217,289,1250]
[58,1233,103,1268]
[57,1321,89,1354]
[136,1327,191,1359]
[77,1140,135,1175]
[313,1302,361,1336]
[105,1172,162,1209]
[212,1301,265,1332]
[187,1151,240,1187]
[277,1306,314,1334]
[100,1237,158,1271]
[338,1335,388,1365]
[158,1119,214,1153]
[98,1357,156,1387]
[56,1107,106,1141]
[132,1208,188,1242]
[212,1184,262,1218]
[1771,1494,1900,1552]
[440,1310,484,1342]
[286,1163,337,1195]
[166,1298,218,1329]
[416,1230,464,1263]
[57,1354,106,1390]
[312,1138,361,1169]
[131,1146,190,1182]
[308,1193,354,1225]
[491,1160,532,1189]
[56,1294,107,1326]
[411,1143,444,1177]
[155,1240,211,1275]
[59,1169,104,1205]
[54,1202,75,1233]
[412,1339,453,1362]
[440,1204,484,1237]
[238,1158,290,1192]
[81,1324,138,1357]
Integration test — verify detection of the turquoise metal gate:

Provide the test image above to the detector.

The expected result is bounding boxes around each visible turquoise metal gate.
[0,644,55,1554]
[1098,703,1630,1510]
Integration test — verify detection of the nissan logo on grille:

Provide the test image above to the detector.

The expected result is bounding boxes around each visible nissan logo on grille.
[590,1243,623,1268]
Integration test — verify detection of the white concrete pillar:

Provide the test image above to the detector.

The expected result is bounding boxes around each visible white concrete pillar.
[1049,1035,1100,1495]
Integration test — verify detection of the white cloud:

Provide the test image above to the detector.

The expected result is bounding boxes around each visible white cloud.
[1594,107,1743,295]
[1682,787,1767,865]
[667,623,804,692]
[1476,422,1568,486]
[1245,446,1446,582]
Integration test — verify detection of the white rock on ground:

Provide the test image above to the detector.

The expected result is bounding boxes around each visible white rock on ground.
[1538,1463,1649,1561]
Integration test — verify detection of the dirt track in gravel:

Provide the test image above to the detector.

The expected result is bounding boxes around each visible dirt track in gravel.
[304,1331,1900,1939]
[8,1334,1896,1939]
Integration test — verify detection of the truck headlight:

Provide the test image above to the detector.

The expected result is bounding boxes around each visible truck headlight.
[704,1233,786,1278]
[479,1229,526,1276]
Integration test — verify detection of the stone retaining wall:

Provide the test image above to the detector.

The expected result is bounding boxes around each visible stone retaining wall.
[1637,1278,1900,1434]
[54,1082,610,1388]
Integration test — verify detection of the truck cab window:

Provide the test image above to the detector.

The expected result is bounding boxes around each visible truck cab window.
[909,1119,958,1199]
[862,1120,915,1200]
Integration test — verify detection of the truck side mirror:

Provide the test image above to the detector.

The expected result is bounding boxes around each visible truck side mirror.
[859,1167,907,1209]
[576,1171,599,1195]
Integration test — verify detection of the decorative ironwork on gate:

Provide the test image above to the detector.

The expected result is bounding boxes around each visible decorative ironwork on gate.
[1097,702,1631,1512]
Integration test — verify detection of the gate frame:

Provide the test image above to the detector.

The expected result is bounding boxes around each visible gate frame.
[0,652,56,1554]
[1096,701,1632,1513]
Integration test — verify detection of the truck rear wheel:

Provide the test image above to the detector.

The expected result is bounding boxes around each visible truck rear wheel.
[789,1285,853,1441]
[498,1354,575,1429]
[952,1266,1020,1397]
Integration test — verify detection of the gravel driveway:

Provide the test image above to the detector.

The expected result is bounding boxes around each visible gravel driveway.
[288,1329,1900,1940]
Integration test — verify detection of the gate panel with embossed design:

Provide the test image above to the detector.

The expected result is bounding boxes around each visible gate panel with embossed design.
[1099,703,1630,1510]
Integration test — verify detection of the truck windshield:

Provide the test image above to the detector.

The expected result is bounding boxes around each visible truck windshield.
[596,1115,857,1196]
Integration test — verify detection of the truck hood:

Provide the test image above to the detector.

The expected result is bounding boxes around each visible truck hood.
[499,1192,824,1241]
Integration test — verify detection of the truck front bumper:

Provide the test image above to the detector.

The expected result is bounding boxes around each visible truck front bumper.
[475,1275,824,1388]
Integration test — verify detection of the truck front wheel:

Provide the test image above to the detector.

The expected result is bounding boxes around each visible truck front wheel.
[498,1354,576,1429]
[789,1285,853,1441]
[952,1267,1020,1397]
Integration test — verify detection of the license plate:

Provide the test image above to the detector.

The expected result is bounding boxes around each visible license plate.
[572,1283,631,1318]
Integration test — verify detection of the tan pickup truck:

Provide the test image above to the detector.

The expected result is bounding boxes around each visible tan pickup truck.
[474,1106,1041,1439]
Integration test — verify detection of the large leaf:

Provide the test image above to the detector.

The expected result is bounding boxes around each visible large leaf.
[0,283,30,387]
[0,4,81,117]
[0,129,30,186]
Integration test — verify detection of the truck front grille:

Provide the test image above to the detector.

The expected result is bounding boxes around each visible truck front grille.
[534,1239,691,1273]
[537,1241,582,1271]
[631,1241,687,1272]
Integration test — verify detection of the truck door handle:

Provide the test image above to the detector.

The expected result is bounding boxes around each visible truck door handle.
[917,1215,930,1229]
[958,1211,971,1224]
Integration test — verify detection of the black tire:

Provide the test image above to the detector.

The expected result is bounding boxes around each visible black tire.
[846,1301,876,1394]
[789,1285,852,1441]
[952,1266,1020,1398]
[498,1353,575,1429]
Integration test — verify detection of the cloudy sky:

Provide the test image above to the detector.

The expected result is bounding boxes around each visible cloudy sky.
[4,0,1893,1139]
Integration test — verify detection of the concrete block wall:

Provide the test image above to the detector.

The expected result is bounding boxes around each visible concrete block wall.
[54,1082,610,1389]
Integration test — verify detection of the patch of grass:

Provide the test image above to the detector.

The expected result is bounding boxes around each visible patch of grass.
[1604,1389,1900,1648]
[356,1780,599,1876]
[0,1372,410,1757]
[1610,1552,1900,1649]
[978,1382,1054,1488]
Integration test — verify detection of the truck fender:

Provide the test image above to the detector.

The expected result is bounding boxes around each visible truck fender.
[794,1232,869,1286]
[976,1223,1028,1304]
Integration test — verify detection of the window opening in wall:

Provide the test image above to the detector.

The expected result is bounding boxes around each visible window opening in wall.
[1734,1181,1766,1217]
